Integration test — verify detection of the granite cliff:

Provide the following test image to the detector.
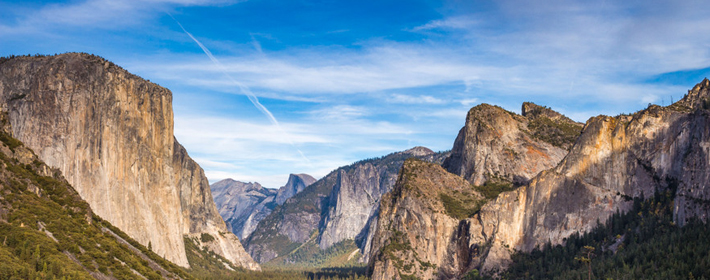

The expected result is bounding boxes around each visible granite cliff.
[368,79,710,279]
[245,147,449,265]
[211,174,315,240]
[0,109,197,279]
[0,53,259,270]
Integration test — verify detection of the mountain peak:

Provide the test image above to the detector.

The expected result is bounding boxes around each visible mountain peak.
[275,173,316,205]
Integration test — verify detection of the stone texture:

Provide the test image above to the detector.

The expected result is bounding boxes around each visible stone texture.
[0,53,259,270]
[211,174,315,240]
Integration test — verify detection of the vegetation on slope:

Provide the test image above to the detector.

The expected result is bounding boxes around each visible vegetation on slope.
[0,112,192,279]
[522,102,583,149]
[465,185,710,280]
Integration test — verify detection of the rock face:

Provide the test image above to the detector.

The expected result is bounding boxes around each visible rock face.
[245,147,449,264]
[369,79,710,279]
[0,53,259,270]
[211,174,315,240]
[320,147,440,254]
[368,159,483,280]
[443,103,582,186]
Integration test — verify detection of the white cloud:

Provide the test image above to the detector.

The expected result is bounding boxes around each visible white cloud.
[410,16,480,31]
[309,105,369,121]
[459,98,479,107]
[388,94,446,104]
[131,46,497,95]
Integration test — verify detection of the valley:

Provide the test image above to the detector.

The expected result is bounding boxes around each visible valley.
[1,53,709,279]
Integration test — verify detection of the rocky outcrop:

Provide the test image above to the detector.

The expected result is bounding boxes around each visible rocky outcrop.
[211,174,315,240]
[369,79,710,278]
[0,53,259,270]
[443,103,582,186]
[245,147,448,264]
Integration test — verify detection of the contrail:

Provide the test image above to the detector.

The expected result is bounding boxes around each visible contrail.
[168,14,310,163]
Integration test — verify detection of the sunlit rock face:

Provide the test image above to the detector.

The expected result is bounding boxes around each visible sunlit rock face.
[443,103,581,186]
[0,53,259,270]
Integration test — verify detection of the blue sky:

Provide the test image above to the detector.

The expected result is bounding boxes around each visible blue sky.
[2,0,710,188]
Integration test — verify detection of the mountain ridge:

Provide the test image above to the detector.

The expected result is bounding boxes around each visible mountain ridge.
[367,78,710,279]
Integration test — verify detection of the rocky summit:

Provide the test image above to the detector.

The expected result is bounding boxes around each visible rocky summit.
[0,53,259,270]
[443,103,582,186]
[211,174,315,240]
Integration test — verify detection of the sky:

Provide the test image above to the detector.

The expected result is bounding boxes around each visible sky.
[2,0,710,188]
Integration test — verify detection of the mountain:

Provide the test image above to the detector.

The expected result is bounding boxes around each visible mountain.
[0,110,195,279]
[368,103,580,279]
[211,174,316,240]
[244,147,449,265]
[0,53,259,270]
[368,79,710,279]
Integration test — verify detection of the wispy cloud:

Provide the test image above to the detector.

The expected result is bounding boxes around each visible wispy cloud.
[410,16,479,32]
[388,94,446,104]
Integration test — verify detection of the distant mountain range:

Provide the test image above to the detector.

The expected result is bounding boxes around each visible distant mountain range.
[242,146,450,266]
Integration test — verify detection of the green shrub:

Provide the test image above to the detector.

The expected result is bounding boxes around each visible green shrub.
[200,233,215,243]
